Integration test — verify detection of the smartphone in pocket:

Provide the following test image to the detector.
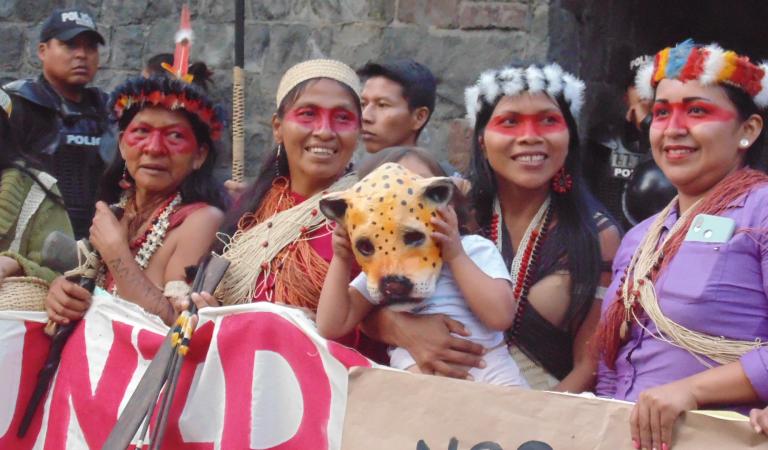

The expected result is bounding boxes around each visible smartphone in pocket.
[684,214,736,243]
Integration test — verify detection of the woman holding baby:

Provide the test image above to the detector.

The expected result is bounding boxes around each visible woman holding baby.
[355,64,620,391]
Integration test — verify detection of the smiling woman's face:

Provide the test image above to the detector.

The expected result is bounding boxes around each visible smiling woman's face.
[273,78,360,192]
[481,92,569,192]
[649,79,748,197]
[119,106,207,196]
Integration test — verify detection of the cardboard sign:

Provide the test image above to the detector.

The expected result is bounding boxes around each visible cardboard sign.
[342,367,768,450]
[0,291,372,449]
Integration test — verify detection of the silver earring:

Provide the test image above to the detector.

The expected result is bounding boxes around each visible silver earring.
[740,138,750,148]
[275,143,284,177]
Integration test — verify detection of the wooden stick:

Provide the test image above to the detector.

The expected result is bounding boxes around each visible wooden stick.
[231,0,246,182]
[103,254,230,449]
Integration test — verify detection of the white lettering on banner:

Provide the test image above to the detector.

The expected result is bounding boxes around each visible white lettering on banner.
[0,321,25,437]
[0,294,374,449]
[65,134,101,146]
[178,349,223,443]
[250,351,304,448]
[60,12,95,28]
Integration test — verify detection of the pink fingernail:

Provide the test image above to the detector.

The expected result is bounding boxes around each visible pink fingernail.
[632,439,639,449]
[662,443,669,450]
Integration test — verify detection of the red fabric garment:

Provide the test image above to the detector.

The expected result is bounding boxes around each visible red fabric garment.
[250,190,387,363]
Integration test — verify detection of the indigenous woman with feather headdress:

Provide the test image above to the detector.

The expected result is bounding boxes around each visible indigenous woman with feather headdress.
[595,40,768,450]
[44,11,227,326]
[457,63,622,392]
[360,63,621,387]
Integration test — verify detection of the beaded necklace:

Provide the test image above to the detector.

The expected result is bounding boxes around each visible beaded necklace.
[490,196,552,341]
[98,191,182,291]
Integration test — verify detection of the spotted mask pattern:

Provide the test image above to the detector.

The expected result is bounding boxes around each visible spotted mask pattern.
[320,163,454,311]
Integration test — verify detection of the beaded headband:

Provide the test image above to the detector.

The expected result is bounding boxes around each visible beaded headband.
[111,77,225,139]
[464,63,585,127]
[110,5,225,140]
[635,39,768,108]
[275,59,361,108]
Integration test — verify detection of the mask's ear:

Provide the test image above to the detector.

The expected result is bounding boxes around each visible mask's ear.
[319,192,350,224]
[419,177,454,207]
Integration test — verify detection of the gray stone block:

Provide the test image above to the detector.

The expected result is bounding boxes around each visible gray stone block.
[109,25,146,72]
[198,0,235,22]
[0,25,25,71]
[397,0,460,29]
[2,0,66,22]
[99,0,149,25]
[458,1,529,30]
[249,0,293,21]
[328,23,386,66]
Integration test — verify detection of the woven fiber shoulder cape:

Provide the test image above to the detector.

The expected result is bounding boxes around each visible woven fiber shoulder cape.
[216,174,356,305]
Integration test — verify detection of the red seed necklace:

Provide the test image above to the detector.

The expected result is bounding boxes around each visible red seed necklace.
[490,196,552,341]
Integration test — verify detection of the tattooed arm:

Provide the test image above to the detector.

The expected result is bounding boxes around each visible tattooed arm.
[105,252,175,324]
[99,204,223,325]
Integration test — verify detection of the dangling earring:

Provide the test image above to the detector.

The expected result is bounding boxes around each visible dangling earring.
[118,166,133,190]
[275,143,284,177]
[551,167,573,194]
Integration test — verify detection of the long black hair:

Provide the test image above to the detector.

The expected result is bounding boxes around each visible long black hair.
[144,53,215,93]
[468,86,610,333]
[97,106,227,211]
[721,84,766,170]
[218,78,362,239]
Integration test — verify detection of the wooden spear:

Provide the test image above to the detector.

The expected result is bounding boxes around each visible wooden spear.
[231,0,246,182]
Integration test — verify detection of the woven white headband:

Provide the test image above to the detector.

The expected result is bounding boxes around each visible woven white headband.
[464,63,585,127]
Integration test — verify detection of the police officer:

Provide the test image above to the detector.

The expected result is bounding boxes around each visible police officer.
[4,8,112,239]
[584,57,675,229]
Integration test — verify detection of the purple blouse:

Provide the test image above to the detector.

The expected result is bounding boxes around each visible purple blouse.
[596,185,768,410]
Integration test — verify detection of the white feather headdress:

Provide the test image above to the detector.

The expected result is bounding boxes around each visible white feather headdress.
[464,63,586,127]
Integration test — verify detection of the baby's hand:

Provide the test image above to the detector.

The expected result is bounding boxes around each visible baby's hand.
[331,223,355,262]
[431,205,464,262]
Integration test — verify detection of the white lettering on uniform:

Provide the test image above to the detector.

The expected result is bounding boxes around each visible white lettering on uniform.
[60,12,95,28]
[65,134,101,146]
[613,167,633,178]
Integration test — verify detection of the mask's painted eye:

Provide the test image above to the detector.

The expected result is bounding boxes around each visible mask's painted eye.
[355,238,375,256]
[403,230,426,247]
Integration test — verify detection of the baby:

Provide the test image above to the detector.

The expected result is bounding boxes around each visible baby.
[317,147,527,387]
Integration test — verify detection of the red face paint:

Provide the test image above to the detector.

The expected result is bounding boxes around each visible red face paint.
[285,106,360,133]
[486,112,567,137]
[651,100,737,129]
[122,122,198,155]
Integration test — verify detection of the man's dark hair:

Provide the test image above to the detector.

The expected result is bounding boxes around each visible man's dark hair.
[358,58,437,134]
[144,53,214,92]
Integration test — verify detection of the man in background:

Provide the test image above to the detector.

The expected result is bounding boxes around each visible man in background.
[4,8,111,239]
[357,58,437,153]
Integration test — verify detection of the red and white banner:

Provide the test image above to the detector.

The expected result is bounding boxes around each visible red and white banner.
[0,290,373,449]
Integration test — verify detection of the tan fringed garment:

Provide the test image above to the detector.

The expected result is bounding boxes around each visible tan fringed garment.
[216,174,357,308]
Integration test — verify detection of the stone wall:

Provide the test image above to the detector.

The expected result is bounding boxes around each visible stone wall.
[0,0,554,177]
